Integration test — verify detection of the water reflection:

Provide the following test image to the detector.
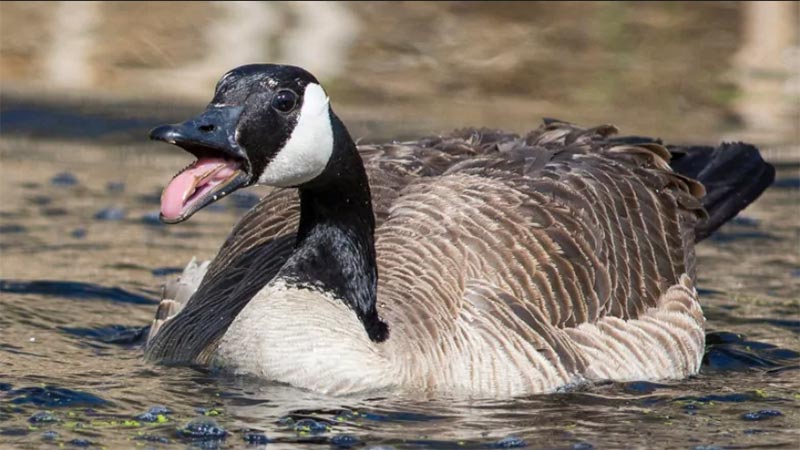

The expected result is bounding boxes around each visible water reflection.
[2,2,359,99]
[0,2,798,450]
[44,2,99,89]
[1,2,797,149]
[729,1,799,160]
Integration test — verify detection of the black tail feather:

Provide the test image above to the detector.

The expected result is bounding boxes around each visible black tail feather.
[668,142,775,241]
[575,126,772,242]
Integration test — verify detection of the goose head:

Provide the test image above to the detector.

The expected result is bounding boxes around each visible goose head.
[150,64,335,223]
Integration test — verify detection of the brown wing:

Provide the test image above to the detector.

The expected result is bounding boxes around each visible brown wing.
[371,120,706,388]
[144,188,299,363]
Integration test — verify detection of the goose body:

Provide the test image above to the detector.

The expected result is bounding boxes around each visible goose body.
[145,64,774,397]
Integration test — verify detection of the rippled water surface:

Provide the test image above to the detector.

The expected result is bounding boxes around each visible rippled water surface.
[1,2,799,449]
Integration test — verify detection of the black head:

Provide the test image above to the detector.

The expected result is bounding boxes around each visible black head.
[150,64,336,223]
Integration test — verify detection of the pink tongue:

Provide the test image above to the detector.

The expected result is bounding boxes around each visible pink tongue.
[161,158,239,220]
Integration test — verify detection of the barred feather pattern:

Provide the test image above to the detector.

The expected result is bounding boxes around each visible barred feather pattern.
[146,120,707,396]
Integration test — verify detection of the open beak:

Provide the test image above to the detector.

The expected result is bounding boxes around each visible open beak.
[149,105,251,224]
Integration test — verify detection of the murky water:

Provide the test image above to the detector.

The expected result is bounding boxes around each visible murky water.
[1,2,799,449]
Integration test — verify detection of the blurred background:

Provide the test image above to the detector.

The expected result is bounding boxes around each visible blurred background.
[1,1,798,147]
[1,3,799,449]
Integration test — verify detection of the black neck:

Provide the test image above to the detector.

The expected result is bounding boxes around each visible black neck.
[278,112,388,342]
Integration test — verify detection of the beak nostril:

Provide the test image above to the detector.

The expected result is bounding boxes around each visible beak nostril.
[199,124,215,133]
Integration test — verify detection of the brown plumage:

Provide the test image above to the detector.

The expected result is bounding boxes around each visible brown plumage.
[145,119,730,396]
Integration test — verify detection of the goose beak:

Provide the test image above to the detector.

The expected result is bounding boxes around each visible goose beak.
[149,105,252,224]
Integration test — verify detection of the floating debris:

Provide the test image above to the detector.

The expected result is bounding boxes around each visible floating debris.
[146,405,172,415]
[493,435,527,448]
[177,418,228,440]
[292,418,329,435]
[196,407,224,417]
[28,411,59,424]
[243,432,270,445]
[137,405,172,423]
[67,438,93,447]
[277,416,294,426]
[334,409,359,422]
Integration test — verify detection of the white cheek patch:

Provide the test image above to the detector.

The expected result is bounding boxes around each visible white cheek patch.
[258,83,334,187]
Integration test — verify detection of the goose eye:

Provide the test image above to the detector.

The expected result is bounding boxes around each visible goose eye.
[272,90,297,113]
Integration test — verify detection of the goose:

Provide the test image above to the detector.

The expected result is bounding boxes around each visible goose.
[144,64,774,397]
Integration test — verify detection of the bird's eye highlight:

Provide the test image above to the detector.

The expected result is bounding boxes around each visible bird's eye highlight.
[272,90,297,113]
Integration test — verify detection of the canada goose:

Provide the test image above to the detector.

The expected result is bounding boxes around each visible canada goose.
[144,64,774,397]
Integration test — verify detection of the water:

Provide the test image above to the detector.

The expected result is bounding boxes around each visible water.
[1,2,799,449]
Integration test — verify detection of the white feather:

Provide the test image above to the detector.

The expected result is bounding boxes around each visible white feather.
[258,83,333,187]
[215,279,395,395]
